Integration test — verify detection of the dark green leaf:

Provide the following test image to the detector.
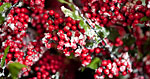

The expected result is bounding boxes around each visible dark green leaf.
[128,49,138,56]
[0,14,4,24]
[95,25,109,38]
[136,23,145,27]
[107,28,120,42]
[123,36,136,46]
[8,62,27,79]
[87,57,101,70]
[67,52,74,59]
[118,75,125,79]
[1,46,10,67]
[137,52,143,61]
[85,40,94,48]
[140,16,150,21]
[143,38,150,55]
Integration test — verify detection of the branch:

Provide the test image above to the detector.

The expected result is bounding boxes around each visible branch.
[73,5,117,59]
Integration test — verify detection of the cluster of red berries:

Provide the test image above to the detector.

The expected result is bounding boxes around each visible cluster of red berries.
[24,0,45,9]
[42,16,94,66]
[0,7,29,41]
[28,51,66,79]
[0,0,46,77]
[81,0,150,49]
[42,15,114,67]
[42,17,85,53]
[0,39,45,75]
[94,53,132,79]
[1,0,150,78]
[1,0,19,4]
[1,0,45,9]
[0,1,75,78]
[31,8,63,38]
[81,0,150,78]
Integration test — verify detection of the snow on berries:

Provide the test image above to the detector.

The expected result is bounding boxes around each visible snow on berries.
[95,53,132,79]
[0,0,150,79]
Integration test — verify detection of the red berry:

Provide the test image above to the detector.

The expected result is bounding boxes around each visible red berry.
[146,10,150,17]
[104,69,109,74]
[49,10,54,15]
[95,48,101,54]
[43,14,49,19]
[102,60,108,66]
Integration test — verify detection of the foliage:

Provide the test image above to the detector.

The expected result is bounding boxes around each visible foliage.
[8,62,27,79]
[87,57,101,70]
[1,46,10,67]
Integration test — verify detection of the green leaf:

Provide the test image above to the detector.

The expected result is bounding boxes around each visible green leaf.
[79,20,89,31]
[0,3,12,13]
[128,49,138,56]
[61,6,81,20]
[85,40,94,48]
[136,23,145,27]
[107,28,120,42]
[123,36,136,46]
[72,12,81,20]
[0,13,4,24]
[87,57,101,70]
[59,0,109,39]
[1,46,10,67]
[58,0,75,11]
[61,6,73,17]
[95,25,110,38]
[67,52,74,59]
[8,62,27,79]
[137,52,143,61]
[143,38,150,55]
[57,0,68,3]
[68,0,73,2]
[118,75,126,79]
[140,16,150,21]
[57,0,71,5]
